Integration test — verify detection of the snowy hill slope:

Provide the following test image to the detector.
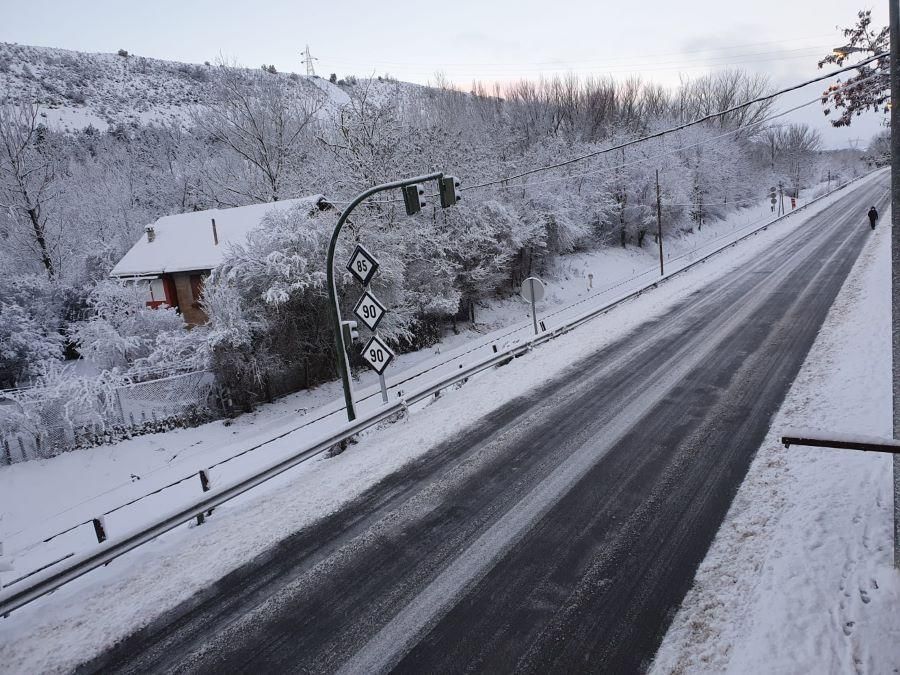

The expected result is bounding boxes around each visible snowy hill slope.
[0,42,410,130]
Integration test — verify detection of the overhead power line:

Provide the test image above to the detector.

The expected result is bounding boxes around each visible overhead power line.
[323,47,831,79]
[343,56,828,80]
[318,34,835,69]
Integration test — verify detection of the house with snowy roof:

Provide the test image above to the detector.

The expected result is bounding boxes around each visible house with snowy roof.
[111,195,330,325]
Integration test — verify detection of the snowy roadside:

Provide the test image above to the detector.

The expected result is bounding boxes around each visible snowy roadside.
[1,174,882,588]
[0,179,884,673]
[651,210,900,673]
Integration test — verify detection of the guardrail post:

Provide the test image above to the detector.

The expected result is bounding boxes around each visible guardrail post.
[0,542,10,573]
[92,517,107,544]
[196,469,213,525]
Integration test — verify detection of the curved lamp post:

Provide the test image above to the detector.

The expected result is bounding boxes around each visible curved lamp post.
[327,172,445,422]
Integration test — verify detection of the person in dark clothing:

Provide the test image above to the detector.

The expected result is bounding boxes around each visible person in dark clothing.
[868,206,879,229]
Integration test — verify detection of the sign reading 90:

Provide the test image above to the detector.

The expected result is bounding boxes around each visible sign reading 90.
[353,290,387,331]
[362,335,395,374]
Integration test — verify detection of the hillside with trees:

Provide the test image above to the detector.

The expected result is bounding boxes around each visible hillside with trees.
[0,43,865,416]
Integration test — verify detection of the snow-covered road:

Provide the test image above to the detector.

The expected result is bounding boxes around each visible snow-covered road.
[0,170,887,673]
[0,174,883,591]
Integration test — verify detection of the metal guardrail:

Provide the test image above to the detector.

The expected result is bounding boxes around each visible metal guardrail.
[782,433,900,454]
[0,172,878,617]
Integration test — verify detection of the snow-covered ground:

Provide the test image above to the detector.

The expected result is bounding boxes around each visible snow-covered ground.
[0,173,887,674]
[0,176,881,602]
[0,41,408,132]
[652,207,900,673]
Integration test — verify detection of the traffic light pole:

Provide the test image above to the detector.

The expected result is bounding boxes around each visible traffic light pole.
[327,172,444,423]
[889,0,900,569]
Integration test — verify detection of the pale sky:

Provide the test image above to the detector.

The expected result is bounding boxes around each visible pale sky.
[0,0,888,148]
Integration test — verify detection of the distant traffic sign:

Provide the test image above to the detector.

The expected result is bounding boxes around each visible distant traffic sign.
[347,244,379,286]
[353,290,387,331]
[521,276,546,335]
[362,335,395,374]
[520,277,545,303]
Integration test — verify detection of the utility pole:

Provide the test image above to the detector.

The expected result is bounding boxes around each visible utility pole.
[656,169,664,276]
[301,45,318,77]
[778,181,785,216]
[890,0,900,569]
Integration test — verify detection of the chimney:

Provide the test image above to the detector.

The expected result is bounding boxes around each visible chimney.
[145,225,155,243]
[211,218,219,245]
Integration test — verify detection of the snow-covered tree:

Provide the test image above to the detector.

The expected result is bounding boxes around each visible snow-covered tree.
[192,61,323,203]
[0,301,65,388]
[0,274,70,388]
[818,10,889,128]
[864,130,890,167]
[0,101,62,279]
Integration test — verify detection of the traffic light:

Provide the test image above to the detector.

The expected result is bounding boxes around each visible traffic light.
[403,183,426,215]
[341,320,359,343]
[439,175,461,208]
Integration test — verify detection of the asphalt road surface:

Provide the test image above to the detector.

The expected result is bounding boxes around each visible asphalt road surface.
[82,175,889,675]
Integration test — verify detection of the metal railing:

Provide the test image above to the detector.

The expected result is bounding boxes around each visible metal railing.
[0,171,877,617]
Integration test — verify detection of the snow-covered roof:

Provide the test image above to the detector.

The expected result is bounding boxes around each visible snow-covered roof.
[110,195,327,277]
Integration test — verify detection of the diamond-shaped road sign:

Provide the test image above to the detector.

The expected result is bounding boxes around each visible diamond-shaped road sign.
[353,290,387,331]
[347,244,379,286]
[362,335,395,374]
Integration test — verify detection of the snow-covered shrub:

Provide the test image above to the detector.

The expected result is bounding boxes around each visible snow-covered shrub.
[0,362,127,456]
[31,361,124,433]
[202,277,272,410]
[0,302,65,388]
[0,275,70,388]
[70,280,182,372]
[134,323,212,376]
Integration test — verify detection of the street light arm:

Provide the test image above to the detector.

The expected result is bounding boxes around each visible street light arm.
[326,172,445,422]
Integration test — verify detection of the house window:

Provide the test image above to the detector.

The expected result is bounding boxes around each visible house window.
[149,278,166,303]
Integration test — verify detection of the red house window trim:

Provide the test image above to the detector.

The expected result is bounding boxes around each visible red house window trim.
[145,275,179,310]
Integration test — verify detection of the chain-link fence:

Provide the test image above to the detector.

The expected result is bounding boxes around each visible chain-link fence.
[0,371,220,465]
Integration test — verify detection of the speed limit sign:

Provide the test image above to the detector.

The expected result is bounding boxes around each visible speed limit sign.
[353,290,386,331]
[362,335,395,374]
[347,244,379,286]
